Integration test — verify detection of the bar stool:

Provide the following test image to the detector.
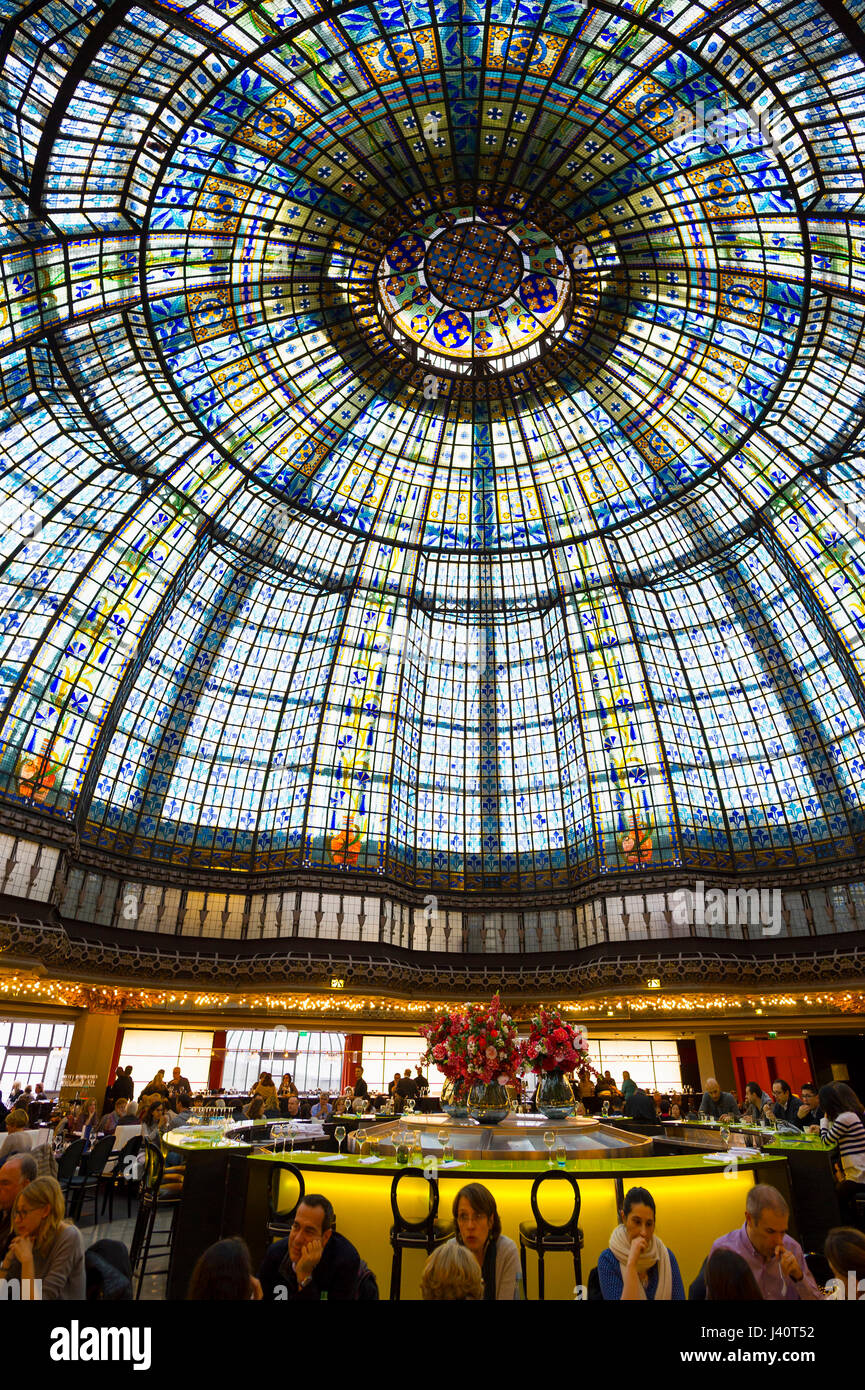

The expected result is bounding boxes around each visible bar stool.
[130,1139,183,1299]
[519,1170,583,1300]
[388,1167,454,1300]
[266,1161,306,1241]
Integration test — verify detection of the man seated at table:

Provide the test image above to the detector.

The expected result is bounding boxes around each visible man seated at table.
[164,1094,194,1130]
[594,1071,620,1097]
[622,1086,657,1122]
[96,1097,135,1136]
[769,1078,802,1128]
[797,1083,824,1127]
[168,1067,192,1108]
[284,1095,304,1122]
[259,1195,363,1300]
[310,1091,332,1120]
[0,1152,36,1260]
[742,1080,772,1123]
[692,1185,821,1300]
[698,1078,740,1122]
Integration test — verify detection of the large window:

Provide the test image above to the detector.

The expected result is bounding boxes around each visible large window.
[360,1036,435,1095]
[586,1039,682,1094]
[118,1030,214,1095]
[0,1018,74,1096]
[222,1030,345,1094]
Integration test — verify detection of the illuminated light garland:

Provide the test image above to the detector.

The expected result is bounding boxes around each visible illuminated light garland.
[1,974,863,1021]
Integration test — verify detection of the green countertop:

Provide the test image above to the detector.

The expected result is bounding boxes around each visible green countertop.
[247,1150,787,1177]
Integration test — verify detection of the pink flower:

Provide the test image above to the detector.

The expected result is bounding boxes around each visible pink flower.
[485,1045,497,1060]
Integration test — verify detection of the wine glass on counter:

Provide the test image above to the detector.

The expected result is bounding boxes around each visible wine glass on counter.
[335,1125,346,1157]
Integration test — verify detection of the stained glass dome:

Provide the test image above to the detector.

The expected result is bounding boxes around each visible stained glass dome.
[1,0,865,901]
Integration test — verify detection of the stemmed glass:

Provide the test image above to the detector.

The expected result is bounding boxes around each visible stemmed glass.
[601,1100,610,1118]
[543,1129,556,1167]
[437,1127,450,1166]
[335,1124,346,1157]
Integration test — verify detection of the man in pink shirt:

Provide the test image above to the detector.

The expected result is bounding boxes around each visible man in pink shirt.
[703,1184,822,1300]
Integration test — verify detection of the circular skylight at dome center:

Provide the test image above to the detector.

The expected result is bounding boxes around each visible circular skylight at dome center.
[424,220,523,310]
[375,205,574,373]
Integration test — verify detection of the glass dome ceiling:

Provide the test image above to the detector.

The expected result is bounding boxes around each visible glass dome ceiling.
[1,0,865,899]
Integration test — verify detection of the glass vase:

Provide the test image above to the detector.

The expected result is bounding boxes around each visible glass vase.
[467,1081,511,1125]
[440,1076,469,1118]
[535,1069,576,1120]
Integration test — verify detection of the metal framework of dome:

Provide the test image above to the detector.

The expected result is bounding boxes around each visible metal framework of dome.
[1,0,865,907]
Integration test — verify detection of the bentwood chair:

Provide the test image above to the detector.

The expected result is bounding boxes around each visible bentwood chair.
[101,1134,144,1222]
[266,1161,306,1242]
[519,1170,584,1300]
[65,1135,116,1224]
[129,1139,183,1299]
[56,1138,85,1203]
[388,1167,454,1300]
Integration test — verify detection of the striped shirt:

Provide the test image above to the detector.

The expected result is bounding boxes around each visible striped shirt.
[820,1111,865,1183]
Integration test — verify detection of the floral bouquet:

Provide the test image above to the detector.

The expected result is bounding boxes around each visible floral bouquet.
[520,1008,597,1080]
[419,1007,468,1080]
[420,995,521,1086]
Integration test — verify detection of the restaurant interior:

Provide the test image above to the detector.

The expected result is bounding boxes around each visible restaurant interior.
[1,0,865,1318]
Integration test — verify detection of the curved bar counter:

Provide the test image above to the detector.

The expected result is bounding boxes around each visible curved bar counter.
[161,1117,795,1299]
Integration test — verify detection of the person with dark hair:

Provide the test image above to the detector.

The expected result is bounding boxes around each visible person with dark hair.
[243,1095,267,1123]
[705,1247,764,1300]
[452,1182,519,1300]
[623,1087,658,1123]
[138,1097,168,1144]
[743,1081,772,1124]
[0,1152,37,1261]
[769,1079,802,1128]
[597,1187,684,1300]
[188,1238,262,1300]
[165,1094,193,1130]
[818,1084,865,1225]
[834,1082,865,1119]
[251,1072,279,1115]
[258,1195,363,1300]
[113,1067,134,1103]
[824,1227,865,1297]
[797,1084,824,1127]
[351,1068,368,1100]
[702,1184,821,1300]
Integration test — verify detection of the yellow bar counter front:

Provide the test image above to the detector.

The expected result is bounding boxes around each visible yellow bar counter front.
[241,1147,791,1301]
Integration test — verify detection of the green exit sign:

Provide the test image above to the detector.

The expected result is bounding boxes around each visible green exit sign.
[768,1031,777,1038]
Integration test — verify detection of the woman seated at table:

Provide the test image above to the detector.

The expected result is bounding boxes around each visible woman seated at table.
[0,1176,84,1299]
[250,1072,280,1115]
[242,1096,267,1123]
[139,1097,169,1143]
[278,1075,298,1099]
[452,1182,520,1300]
[140,1070,169,1102]
[597,1186,685,1301]
[0,1107,30,1161]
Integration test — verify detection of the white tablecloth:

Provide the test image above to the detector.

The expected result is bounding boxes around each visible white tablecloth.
[23,1128,51,1150]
